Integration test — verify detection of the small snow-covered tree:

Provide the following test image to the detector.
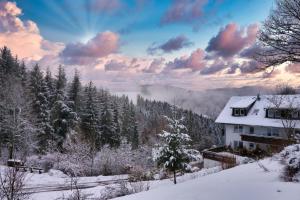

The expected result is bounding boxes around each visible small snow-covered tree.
[155,115,192,184]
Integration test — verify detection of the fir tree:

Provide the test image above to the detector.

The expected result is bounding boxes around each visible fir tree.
[81,81,101,148]
[68,69,82,113]
[28,64,54,153]
[155,115,192,184]
[51,65,77,149]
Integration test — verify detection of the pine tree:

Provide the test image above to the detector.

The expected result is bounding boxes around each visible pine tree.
[28,64,54,153]
[129,101,139,149]
[81,81,101,148]
[155,114,192,184]
[51,65,77,149]
[68,69,82,113]
[44,68,55,107]
[100,96,120,147]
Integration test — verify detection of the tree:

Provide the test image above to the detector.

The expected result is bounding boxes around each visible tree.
[268,95,300,143]
[28,64,54,153]
[275,84,297,95]
[256,0,300,68]
[68,69,82,113]
[51,65,77,149]
[155,115,192,184]
[0,167,28,200]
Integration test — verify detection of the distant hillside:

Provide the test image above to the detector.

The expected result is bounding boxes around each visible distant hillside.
[137,84,271,118]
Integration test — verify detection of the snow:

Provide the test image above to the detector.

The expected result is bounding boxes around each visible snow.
[232,96,256,108]
[215,95,300,128]
[116,158,300,200]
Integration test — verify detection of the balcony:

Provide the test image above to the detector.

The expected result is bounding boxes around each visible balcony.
[240,134,291,146]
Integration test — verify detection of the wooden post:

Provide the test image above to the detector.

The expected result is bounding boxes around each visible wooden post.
[173,170,177,184]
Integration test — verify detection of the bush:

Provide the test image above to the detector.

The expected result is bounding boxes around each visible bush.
[280,144,300,182]
[128,166,154,182]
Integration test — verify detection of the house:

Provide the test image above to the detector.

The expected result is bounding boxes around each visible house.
[215,94,300,150]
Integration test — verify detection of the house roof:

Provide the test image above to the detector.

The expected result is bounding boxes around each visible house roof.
[215,95,300,128]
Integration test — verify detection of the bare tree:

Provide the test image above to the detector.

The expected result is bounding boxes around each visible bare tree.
[268,95,299,142]
[275,84,297,95]
[256,0,300,68]
[0,167,28,200]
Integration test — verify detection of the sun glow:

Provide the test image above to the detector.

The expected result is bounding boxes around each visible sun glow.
[81,32,96,43]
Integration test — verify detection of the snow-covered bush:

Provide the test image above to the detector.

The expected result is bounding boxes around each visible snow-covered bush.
[100,180,150,200]
[95,142,154,176]
[128,166,154,182]
[280,144,300,182]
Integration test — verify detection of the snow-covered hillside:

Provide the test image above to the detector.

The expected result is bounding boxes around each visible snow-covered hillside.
[117,158,300,200]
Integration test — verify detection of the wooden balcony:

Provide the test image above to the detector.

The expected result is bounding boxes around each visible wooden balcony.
[240,134,291,146]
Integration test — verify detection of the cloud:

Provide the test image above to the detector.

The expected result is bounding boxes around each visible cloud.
[60,31,119,65]
[105,60,128,71]
[200,59,227,75]
[143,58,165,73]
[0,1,63,61]
[206,23,258,58]
[166,48,206,71]
[147,35,193,55]
[161,0,208,25]
[286,63,300,73]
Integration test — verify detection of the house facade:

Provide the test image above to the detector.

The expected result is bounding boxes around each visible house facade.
[216,95,300,150]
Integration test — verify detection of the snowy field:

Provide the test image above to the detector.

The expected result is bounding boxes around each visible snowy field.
[116,158,300,200]
[1,156,299,200]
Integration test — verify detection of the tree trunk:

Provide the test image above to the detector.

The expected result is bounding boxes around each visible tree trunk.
[173,170,177,184]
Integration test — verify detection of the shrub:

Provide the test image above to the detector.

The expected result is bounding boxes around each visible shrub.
[128,166,154,182]
[280,144,300,182]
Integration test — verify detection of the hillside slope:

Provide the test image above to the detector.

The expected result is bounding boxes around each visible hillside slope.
[117,158,300,200]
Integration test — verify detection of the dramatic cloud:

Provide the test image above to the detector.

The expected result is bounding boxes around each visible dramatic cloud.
[60,31,119,65]
[206,23,258,58]
[0,1,63,61]
[161,0,208,25]
[166,48,206,71]
[147,35,193,55]
[105,60,128,71]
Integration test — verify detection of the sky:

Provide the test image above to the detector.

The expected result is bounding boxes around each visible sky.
[1,0,300,92]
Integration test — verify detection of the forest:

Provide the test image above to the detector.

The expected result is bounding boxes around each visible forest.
[0,46,222,176]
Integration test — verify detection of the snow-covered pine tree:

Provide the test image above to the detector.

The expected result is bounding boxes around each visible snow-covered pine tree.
[129,101,139,149]
[80,81,101,149]
[155,114,192,184]
[68,69,82,114]
[28,64,54,153]
[51,65,77,149]
[44,67,55,107]
[100,94,120,147]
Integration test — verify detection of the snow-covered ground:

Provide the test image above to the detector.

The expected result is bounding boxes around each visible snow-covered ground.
[116,158,300,200]
[1,156,299,200]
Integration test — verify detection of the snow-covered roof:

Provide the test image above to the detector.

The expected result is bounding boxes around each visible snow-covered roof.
[215,95,300,128]
[231,96,256,108]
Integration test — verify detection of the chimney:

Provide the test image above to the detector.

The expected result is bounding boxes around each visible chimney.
[256,93,261,101]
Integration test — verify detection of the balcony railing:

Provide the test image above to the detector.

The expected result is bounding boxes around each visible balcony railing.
[240,134,291,146]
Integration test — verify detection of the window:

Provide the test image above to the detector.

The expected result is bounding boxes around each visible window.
[234,109,239,116]
[272,128,279,137]
[249,143,255,149]
[250,127,254,134]
[267,109,274,118]
[233,108,247,116]
[267,127,272,136]
[239,141,243,148]
[234,141,238,148]
[275,110,281,118]
[234,125,243,133]
[240,109,245,116]
[292,111,299,119]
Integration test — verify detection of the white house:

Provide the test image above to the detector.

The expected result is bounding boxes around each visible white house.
[215,94,300,150]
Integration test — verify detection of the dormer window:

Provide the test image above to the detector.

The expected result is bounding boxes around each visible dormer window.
[266,108,300,120]
[232,108,247,116]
